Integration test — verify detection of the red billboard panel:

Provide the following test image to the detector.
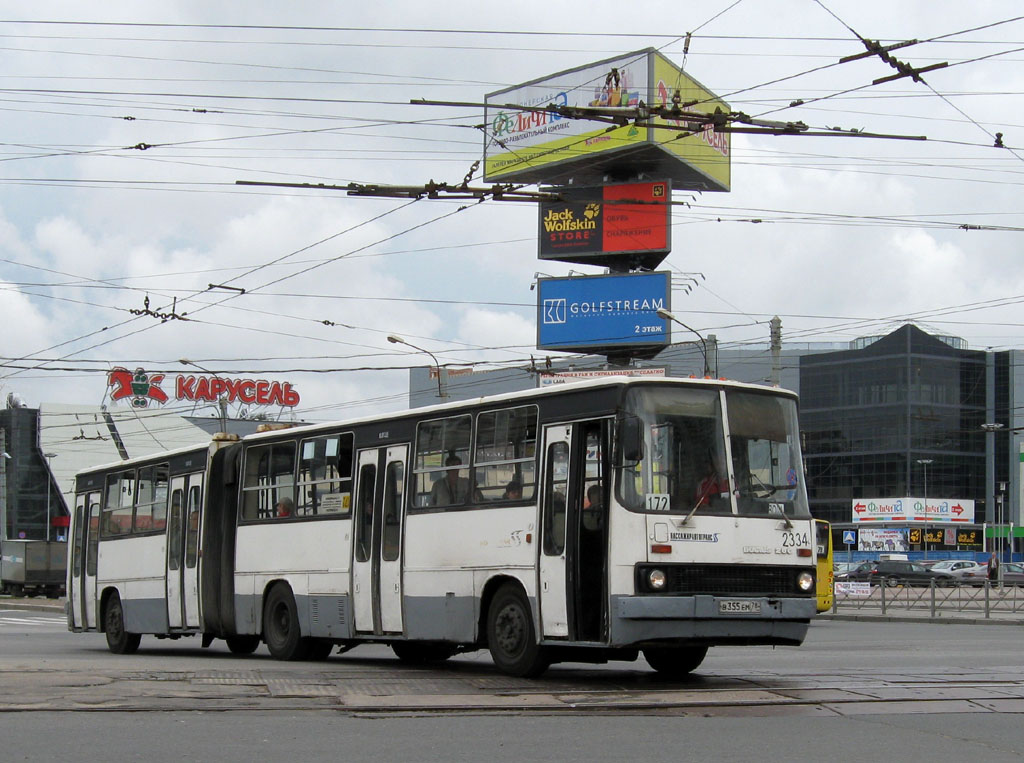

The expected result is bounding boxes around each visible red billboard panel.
[538,180,671,268]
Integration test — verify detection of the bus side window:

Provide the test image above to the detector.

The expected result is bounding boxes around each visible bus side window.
[543,442,569,556]
[355,464,376,563]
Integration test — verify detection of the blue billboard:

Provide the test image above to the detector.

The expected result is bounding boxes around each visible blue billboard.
[536,271,671,352]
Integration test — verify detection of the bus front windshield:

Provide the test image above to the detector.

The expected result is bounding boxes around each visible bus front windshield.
[620,386,810,520]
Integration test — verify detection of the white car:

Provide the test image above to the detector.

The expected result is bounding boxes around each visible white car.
[927,560,985,579]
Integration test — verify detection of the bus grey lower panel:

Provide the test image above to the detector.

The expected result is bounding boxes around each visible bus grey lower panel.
[123,597,170,634]
[301,594,351,639]
[404,594,476,642]
[609,595,814,646]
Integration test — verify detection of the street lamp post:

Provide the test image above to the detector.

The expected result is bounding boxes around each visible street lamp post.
[655,308,711,376]
[43,452,57,542]
[981,422,1005,560]
[916,458,933,560]
[388,335,448,399]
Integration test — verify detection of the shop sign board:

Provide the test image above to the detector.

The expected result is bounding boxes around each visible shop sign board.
[108,367,300,409]
[851,497,975,523]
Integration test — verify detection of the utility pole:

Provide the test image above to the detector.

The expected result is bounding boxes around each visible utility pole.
[769,316,782,386]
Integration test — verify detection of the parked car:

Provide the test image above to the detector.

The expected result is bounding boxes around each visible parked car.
[837,560,956,587]
[927,560,986,580]
[961,561,1024,586]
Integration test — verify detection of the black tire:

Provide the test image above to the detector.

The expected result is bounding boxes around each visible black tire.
[305,639,334,661]
[225,635,261,655]
[486,583,549,678]
[643,645,709,677]
[391,641,457,664]
[104,594,141,655]
[885,576,900,588]
[935,577,950,588]
[262,585,308,661]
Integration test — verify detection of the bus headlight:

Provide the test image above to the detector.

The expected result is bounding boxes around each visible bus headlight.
[797,571,815,592]
[648,569,667,591]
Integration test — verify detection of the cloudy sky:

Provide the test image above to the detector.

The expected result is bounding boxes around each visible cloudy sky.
[1,1,1022,425]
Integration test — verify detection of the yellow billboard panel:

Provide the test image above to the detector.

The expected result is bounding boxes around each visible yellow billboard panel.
[484,49,730,191]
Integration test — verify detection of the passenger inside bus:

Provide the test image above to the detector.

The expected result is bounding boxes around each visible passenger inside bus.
[695,458,729,507]
[276,496,294,518]
[502,480,523,500]
[429,454,481,506]
[582,484,604,531]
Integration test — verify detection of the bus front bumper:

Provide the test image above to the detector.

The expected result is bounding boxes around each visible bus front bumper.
[610,595,816,647]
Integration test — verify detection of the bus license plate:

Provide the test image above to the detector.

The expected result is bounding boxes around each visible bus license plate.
[719,599,761,614]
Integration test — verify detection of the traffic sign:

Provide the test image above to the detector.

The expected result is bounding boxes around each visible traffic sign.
[842,530,856,545]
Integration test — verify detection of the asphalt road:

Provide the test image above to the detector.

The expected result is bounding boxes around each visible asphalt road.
[3,609,1024,761]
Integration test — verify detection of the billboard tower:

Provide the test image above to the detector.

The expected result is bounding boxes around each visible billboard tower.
[483,49,731,366]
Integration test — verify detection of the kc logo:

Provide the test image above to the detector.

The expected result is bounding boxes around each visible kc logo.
[543,299,567,324]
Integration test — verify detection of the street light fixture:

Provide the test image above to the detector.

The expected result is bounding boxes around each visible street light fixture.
[43,452,57,543]
[916,458,933,560]
[387,335,448,399]
[180,359,228,433]
[655,308,710,376]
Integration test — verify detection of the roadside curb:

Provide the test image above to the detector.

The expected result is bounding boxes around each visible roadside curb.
[819,612,1024,626]
[0,599,64,614]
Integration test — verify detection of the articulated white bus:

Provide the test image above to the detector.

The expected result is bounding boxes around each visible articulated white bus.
[68,376,817,677]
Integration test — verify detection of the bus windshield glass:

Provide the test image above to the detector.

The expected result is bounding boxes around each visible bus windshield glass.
[725,389,810,519]
[620,386,730,516]
[620,386,810,520]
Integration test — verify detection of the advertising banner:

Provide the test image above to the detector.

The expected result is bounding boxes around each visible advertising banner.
[858,527,908,552]
[538,368,665,387]
[484,49,730,190]
[851,497,975,523]
[538,180,671,267]
[536,271,669,352]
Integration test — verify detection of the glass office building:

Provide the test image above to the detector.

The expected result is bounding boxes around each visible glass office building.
[799,325,1010,533]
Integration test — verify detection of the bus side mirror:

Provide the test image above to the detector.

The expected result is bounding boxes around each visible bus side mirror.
[618,417,643,465]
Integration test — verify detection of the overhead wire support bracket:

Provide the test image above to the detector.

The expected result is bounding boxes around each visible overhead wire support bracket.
[838,37,949,85]
[412,99,928,143]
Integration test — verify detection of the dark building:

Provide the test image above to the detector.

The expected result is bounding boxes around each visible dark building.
[0,405,70,541]
[800,325,1010,534]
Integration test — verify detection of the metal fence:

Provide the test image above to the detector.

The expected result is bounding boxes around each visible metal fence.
[833,581,1024,618]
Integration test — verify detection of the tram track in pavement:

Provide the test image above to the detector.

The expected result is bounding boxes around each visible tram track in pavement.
[2,657,1024,717]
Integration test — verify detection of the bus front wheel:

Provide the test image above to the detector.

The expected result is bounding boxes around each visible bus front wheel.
[263,585,308,661]
[643,645,708,677]
[486,583,549,678]
[104,593,141,655]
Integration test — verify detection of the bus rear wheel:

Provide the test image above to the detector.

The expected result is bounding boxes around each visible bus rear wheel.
[643,645,708,677]
[263,585,308,661]
[225,635,260,655]
[486,583,549,678]
[104,593,141,655]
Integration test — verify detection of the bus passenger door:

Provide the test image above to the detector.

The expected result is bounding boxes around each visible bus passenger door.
[377,446,407,634]
[352,446,408,635]
[352,449,380,634]
[70,496,85,629]
[166,477,187,629]
[182,475,203,628]
[166,473,204,630]
[82,493,100,629]
[539,425,571,638]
